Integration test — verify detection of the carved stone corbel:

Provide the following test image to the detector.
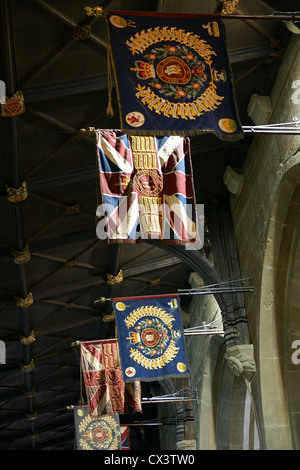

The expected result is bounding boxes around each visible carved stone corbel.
[225,344,256,382]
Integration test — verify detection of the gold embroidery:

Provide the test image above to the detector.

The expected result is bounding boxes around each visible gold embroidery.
[125,305,174,329]
[126,26,216,56]
[135,84,224,119]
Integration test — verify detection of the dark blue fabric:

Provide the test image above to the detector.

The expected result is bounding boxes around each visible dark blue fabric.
[106,11,244,141]
[114,296,189,382]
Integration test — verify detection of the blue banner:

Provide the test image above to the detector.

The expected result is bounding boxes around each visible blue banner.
[74,406,121,450]
[96,130,197,244]
[106,11,243,141]
[114,296,189,382]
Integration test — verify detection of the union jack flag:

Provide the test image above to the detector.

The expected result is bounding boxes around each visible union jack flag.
[96,130,197,244]
[121,425,130,450]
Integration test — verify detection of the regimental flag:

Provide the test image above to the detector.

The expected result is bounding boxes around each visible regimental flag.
[74,405,121,450]
[113,296,189,382]
[105,11,243,141]
[81,339,142,416]
[121,425,130,450]
[96,130,197,244]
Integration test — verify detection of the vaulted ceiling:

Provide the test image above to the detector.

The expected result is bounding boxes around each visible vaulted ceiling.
[0,0,298,450]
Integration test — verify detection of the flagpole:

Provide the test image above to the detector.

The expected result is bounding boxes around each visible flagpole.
[141,389,198,404]
[86,8,300,22]
[71,321,224,348]
[142,397,197,403]
[95,289,252,303]
[95,276,255,303]
[80,121,300,136]
[122,422,165,426]
[243,121,300,134]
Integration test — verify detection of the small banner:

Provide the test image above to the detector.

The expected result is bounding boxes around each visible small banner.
[74,405,121,450]
[113,296,189,382]
[121,425,130,450]
[81,339,142,416]
[105,11,243,140]
[96,130,197,244]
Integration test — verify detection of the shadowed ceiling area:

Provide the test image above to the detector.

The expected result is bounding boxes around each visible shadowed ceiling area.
[0,0,298,450]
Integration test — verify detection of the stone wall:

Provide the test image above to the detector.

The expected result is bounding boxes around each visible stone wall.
[158,34,299,452]
[185,272,224,449]
[229,35,300,449]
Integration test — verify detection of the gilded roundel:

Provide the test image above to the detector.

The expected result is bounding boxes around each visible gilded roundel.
[141,327,160,348]
[109,15,128,28]
[133,169,163,196]
[156,56,192,85]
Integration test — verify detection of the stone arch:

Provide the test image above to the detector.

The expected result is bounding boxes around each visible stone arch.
[149,242,251,449]
[283,184,300,448]
[259,160,300,449]
[149,241,242,344]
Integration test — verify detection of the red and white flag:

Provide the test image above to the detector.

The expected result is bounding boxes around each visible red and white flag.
[121,425,130,450]
[81,339,142,416]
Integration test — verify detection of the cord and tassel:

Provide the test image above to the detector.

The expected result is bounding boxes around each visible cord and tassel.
[106,44,114,119]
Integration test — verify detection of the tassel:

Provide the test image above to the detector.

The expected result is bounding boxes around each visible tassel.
[106,44,114,118]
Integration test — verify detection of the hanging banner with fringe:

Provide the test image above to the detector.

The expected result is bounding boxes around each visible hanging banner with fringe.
[74,405,121,450]
[113,296,189,382]
[81,339,142,416]
[96,130,197,244]
[105,10,243,140]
